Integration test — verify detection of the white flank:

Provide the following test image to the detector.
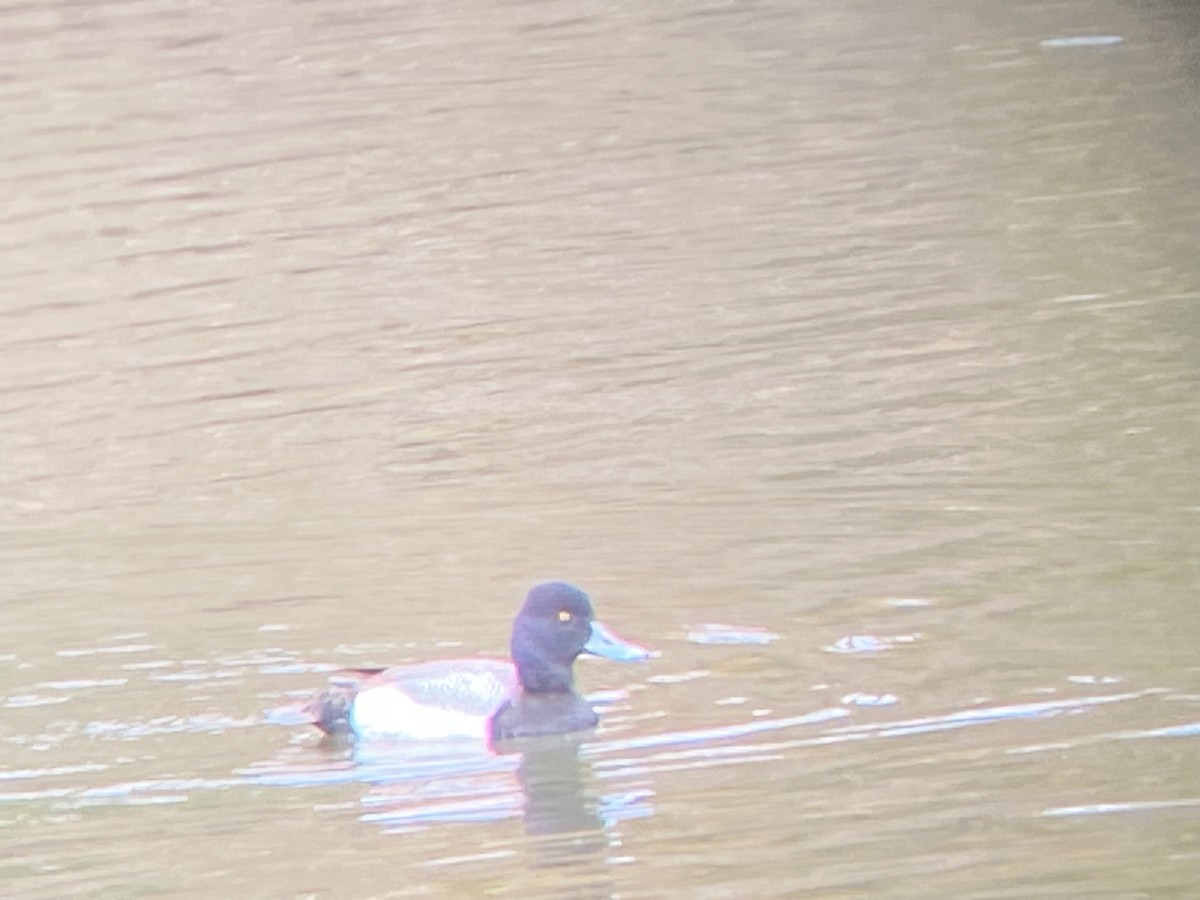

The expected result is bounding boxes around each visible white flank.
[350,685,490,741]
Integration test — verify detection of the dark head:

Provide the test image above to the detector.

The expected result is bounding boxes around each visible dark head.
[510,581,649,694]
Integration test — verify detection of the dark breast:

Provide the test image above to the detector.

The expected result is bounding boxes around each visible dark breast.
[489,692,600,741]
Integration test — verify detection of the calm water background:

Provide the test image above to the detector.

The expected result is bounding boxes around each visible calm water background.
[3,0,1199,896]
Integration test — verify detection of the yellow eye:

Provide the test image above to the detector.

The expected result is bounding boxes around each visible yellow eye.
[558,610,572,623]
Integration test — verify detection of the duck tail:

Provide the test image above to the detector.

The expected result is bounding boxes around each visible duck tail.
[304,667,387,735]
[304,686,356,735]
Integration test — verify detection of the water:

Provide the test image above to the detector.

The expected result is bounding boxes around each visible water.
[3,0,1199,896]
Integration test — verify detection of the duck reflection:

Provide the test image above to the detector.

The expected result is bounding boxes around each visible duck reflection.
[509,735,608,861]
[250,727,652,870]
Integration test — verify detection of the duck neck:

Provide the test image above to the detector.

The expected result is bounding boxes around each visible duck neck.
[516,653,575,694]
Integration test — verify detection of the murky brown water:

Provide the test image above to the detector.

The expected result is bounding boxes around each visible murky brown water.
[3,0,1199,896]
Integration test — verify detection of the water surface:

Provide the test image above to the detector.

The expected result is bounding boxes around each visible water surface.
[2,0,1199,896]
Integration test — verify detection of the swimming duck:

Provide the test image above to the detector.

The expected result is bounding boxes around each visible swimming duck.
[305,581,650,743]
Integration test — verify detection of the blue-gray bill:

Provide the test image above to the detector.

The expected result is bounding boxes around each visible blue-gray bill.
[584,620,652,662]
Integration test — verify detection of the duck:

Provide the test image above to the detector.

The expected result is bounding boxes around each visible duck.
[303,581,651,743]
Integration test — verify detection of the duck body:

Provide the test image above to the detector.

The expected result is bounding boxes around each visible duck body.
[347,659,517,741]
[305,582,649,743]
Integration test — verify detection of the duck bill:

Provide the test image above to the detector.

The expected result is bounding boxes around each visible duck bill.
[584,620,652,662]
